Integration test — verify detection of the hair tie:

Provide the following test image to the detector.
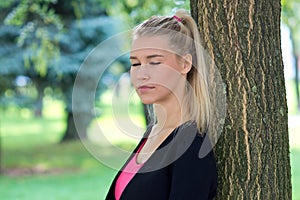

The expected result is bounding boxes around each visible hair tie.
[172,15,182,23]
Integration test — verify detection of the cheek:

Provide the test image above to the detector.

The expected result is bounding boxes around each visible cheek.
[130,68,137,85]
[151,65,183,89]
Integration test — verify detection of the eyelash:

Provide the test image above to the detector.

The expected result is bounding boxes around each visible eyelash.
[150,62,161,65]
[131,62,161,67]
[132,63,141,67]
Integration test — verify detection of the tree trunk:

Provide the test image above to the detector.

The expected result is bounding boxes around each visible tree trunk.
[60,76,94,142]
[61,111,80,141]
[34,79,45,117]
[60,110,92,142]
[295,55,300,110]
[190,1,292,199]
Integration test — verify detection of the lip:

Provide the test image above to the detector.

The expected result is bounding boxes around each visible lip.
[137,85,155,92]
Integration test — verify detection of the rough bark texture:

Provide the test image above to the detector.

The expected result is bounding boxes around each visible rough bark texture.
[61,111,80,141]
[190,0,292,199]
[61,111,91,142]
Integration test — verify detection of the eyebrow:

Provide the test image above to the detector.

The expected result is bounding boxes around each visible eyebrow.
[129,54,164,60]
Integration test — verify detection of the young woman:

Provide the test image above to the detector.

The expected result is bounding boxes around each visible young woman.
[106,9,217,200]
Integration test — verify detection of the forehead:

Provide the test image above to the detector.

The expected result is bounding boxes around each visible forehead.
[131,35,172,54]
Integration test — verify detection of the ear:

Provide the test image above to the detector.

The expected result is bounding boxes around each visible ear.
[181,54,192,75]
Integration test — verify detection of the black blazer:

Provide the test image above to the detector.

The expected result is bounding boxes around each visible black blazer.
[105,121,217,200]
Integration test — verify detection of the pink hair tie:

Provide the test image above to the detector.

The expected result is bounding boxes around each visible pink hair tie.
[172,15,182,23]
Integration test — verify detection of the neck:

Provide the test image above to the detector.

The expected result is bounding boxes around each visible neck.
[153,96,185,132]
[152,79,188,135]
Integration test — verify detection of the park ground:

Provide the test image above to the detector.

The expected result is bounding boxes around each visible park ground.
[0,81,299,200]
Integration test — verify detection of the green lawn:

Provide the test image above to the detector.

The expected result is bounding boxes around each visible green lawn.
[0,115,119,200]
[0,87,299,199]
[0,164,116,200]
[0,97,142,200]
[291,148,300,200]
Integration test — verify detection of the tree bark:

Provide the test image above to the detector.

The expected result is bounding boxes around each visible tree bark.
[34,78,46,117]
[60,110,92,142]
[60,75,94,142]
[190,0,292,199]
[61,111,80,141]
[295,55,300,110]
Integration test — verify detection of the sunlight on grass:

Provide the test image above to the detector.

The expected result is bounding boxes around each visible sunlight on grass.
[286,80,300,200]
[0,81,299,199]
[0,167,115,200]
[0,93,146,199]
[42,96,65,119]
[2,140,100,170]
[1,99,65,148]
[90,88,147,146]
[291,148,300,200]
[88,115,146,145]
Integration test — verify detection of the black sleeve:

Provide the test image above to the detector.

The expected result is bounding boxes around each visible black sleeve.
[169,135,217,200]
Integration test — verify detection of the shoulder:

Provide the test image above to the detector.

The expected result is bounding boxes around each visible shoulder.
[168,122,217,199]
[168,121,205,157]
[170,121,216,171]
[173,133,216,169]
[140,121,215,172]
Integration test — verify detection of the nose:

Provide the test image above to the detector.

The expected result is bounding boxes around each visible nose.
[137,65,150,81]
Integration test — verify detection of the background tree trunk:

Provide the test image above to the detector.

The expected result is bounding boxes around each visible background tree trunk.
[190,0,292,199]
[61,111,80,141]
[34,78,46,117]
[60,111,92,142]
[295,55,300,110]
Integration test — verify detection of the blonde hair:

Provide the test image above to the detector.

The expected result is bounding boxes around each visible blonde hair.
[133,10,211,134]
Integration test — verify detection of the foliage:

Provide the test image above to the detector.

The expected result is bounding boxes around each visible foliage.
[281,0,300,54]
[101,0,190,27]
[0,0,127,140]
[3,0,63,75]
[0,0,191,141]
[281,0,300,111]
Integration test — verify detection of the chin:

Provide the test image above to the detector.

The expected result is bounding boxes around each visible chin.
[141,100,155,105]
[139,97,156,105]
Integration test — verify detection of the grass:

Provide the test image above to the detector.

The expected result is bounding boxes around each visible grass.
[0,164,116,200]
[286,80,300,199]
[0,82,300,199]
[291,148,300,200]
[0,96,144,200]
[0,117,119,200]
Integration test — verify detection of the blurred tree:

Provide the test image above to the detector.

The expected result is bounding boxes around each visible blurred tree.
[0,0,126,141]
[101,0,190,27]
[191,0,291,199]
[0,0,191,143]
[282,0,300,110]
[0,0,63,115]
[55,15,125,141]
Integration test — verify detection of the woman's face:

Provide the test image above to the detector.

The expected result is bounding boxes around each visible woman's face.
[130,35,187,105]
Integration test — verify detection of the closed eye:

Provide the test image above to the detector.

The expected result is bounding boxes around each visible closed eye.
[149,62,161,65]
[132,63,141,67]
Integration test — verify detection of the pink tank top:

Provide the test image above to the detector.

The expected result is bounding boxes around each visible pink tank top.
[115,139,147,200]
